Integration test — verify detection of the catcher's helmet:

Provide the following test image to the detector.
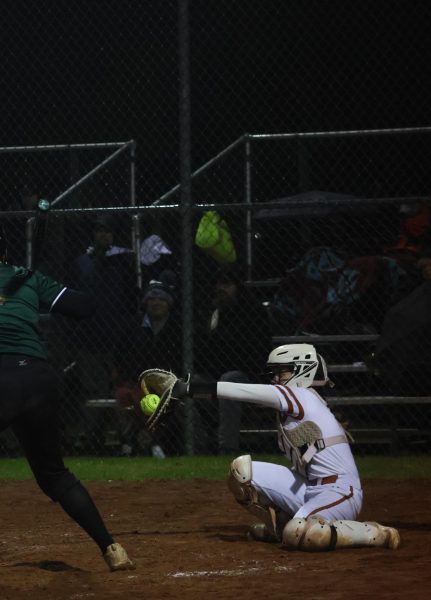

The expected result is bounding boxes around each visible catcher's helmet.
[267,343,333,388]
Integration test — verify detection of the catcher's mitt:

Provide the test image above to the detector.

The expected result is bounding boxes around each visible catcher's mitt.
[138,368,179,431]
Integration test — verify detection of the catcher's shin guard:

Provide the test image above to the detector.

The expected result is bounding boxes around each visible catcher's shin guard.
[227,455,287,542]
[282,516,401,551]
[331,520,401,550]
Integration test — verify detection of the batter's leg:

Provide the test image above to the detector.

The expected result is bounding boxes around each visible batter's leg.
[12,363,134,570]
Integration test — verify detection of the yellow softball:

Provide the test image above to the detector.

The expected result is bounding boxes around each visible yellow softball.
[140,394,161,416]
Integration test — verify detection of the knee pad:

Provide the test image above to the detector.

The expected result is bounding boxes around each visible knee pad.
[227,455,288,540]
[227,454,256,504]
[282,515,337,551]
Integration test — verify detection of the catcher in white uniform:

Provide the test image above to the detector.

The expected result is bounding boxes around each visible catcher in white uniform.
[139,343,400,551]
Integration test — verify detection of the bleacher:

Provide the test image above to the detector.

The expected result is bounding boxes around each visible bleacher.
[239,332,431,453]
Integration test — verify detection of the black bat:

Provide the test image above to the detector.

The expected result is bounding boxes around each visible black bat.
[31,198,51,269]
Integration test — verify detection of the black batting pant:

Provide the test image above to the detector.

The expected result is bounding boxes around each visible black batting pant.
[0,354,114,552]
[0,354,78,498]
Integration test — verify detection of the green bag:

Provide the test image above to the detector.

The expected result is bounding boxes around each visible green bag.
[195,211,237,264]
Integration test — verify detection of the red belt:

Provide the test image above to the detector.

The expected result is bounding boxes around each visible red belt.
[308,475,338,486]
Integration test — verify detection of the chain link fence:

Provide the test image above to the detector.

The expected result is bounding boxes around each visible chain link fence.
[2,128,431,457]
[2,1,431,458]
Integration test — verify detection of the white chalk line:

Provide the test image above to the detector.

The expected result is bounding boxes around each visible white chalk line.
[169,565,296,578]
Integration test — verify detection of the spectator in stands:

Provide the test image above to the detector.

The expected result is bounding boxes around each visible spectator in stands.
[418,253,431,279]
[373,246,431,396]
[113,279,183,456]
[194,266,272,455]
[384,202,431,302]
[269,247,400,337]
[66,215,138,451]
[385,203,431,262]
[139,213,179,290]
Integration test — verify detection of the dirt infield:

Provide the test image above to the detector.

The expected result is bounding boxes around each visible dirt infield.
[0,478,430,600]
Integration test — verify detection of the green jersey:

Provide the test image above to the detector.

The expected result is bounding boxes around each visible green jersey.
[0,263,66,359]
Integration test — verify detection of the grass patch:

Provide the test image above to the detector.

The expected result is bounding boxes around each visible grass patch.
[1,454,431,481]
[355,455,431,479]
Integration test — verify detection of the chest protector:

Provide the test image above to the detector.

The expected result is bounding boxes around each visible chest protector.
[278,418,348,476]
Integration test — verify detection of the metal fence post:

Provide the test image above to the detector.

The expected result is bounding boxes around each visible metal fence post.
[245,137,253,281]
[129,141,142,291]
[178,0,194,455]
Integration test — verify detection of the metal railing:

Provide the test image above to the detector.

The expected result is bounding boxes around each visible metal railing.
[2,126,431,457]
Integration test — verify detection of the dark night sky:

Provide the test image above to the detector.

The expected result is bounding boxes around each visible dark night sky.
[1,0,431,204]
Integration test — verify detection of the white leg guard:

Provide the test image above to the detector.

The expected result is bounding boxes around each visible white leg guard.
[282,516,400,551]
[282,516,337,551]
[227,455,288,542]
[332,520,401,550]
[227,455,254,504]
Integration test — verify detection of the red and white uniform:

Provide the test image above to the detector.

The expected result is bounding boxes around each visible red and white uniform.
[217,381,363,521]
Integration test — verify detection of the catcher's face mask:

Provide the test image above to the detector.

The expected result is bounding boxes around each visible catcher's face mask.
[267,364,295,386]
